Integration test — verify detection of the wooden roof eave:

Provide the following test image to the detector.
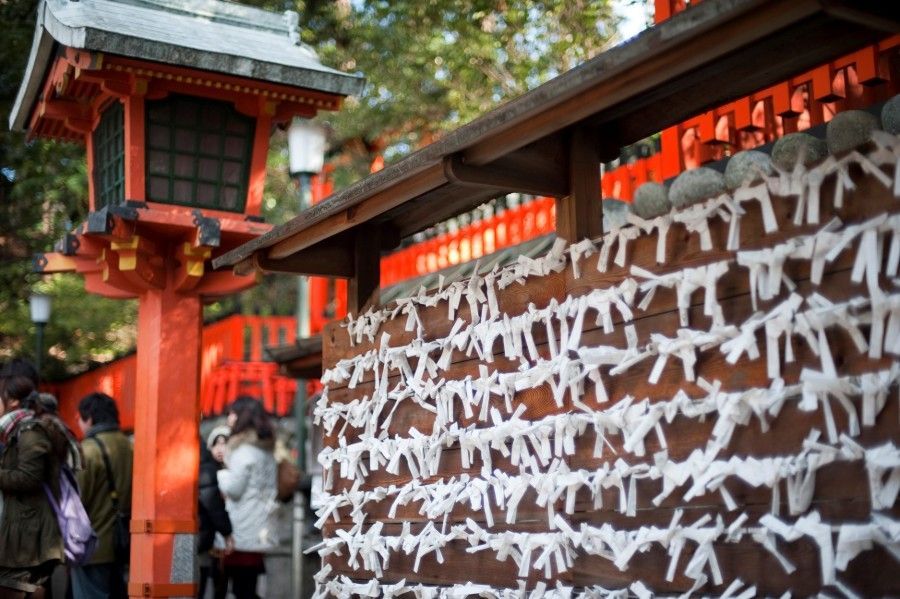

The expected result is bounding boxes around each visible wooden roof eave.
[266,336,324,380]
[213,0,899,278]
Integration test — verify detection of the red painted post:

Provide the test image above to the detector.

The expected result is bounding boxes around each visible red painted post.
[129,286,202,597]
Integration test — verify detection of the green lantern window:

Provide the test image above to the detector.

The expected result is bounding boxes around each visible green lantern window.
[92,101,125,208]
[145,95,255,212]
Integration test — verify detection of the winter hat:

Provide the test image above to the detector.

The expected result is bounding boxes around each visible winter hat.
[206,424,231,450]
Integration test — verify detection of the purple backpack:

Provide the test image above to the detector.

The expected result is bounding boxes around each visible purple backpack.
[43,466,98,565]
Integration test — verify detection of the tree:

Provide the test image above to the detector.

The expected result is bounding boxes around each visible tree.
[0,0,138,379]
[293,0,622,186]
[1,0,627,377]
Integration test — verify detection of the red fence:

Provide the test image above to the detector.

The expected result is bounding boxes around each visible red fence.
[381,197,556,287]
[47,314,299,431]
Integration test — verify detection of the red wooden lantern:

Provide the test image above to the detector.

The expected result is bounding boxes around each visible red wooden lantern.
[9,1,363,595]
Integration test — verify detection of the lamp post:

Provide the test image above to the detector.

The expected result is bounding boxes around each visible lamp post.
[29,293,52,379]
[286,116,327,599]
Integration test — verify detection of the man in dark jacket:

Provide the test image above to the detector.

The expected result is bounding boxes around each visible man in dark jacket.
[72,393,133,599]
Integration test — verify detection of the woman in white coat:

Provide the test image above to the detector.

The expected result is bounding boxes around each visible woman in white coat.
[217,396,277,599]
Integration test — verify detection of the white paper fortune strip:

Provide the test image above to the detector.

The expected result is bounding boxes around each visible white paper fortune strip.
[316,435,899,528]
[312,563,761,599]
[312,510,900,588]
[318,367,900,489]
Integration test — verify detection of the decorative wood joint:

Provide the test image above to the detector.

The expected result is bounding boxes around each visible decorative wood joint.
[108,235,166,289]
[191,210,221,248]
[132,76,149,97]
[32,252,77,274]
[174,242,213,291]
[64,47,103,71]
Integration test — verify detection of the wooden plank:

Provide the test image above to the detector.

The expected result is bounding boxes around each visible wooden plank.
[323,265,891,420]
[265,163,447,261]
[572,534,899,596]
[236,234,357,277]
[322,503,899,594]
[322,375,897,501]
[321,456,894,528]
[443,154,568,198]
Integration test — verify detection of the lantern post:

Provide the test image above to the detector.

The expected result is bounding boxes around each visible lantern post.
[29,293,52,378]
[9,1,363,595]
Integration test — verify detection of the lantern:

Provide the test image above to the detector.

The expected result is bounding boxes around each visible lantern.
[9,1,363,595]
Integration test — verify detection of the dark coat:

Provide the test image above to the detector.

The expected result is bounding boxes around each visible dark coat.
[0,420,65,568]
[77,429,133,565]
[198,445,232,554]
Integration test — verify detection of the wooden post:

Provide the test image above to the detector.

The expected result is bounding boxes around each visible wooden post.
[129,284,201,598]
[348,224,381,315]
[555,126,603,242]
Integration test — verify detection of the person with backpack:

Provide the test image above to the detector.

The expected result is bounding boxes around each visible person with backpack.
[72,393,132,599]
[0,374,83,599]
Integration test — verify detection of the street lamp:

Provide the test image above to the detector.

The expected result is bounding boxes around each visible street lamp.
[286,116,327,599]
[29,293,52,378]
[288,117,327,179]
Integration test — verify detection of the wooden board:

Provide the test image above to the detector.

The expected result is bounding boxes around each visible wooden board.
[315,166,900,595]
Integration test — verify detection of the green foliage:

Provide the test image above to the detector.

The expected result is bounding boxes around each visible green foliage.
[2,0,628,374]
[292,0,620,184]
[209,0,624,318]
[0,0,137,378]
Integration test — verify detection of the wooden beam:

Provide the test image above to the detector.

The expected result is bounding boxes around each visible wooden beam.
[261,244,355,277]
[555,127,602,242]
[348,225,381,315]
[442,154,568,197]
[264,164,446,261]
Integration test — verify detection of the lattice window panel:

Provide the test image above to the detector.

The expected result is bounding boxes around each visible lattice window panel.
[92,101,125,208]
[145,95,254,212]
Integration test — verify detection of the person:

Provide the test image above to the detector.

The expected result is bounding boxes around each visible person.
[217,397,278,599]
[198,425,233,599]
[71,393,132,599]
[0,373,78,599]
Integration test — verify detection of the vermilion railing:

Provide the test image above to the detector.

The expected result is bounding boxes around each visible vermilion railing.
[381,197,556,287]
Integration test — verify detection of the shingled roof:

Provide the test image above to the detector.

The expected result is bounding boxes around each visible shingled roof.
[9,0,365,131]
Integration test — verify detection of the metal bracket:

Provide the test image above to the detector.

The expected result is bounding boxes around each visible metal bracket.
[128,583,197,598]
[130,519,197,534]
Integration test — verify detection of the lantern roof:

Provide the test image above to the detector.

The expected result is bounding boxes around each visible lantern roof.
[9,0,365,131]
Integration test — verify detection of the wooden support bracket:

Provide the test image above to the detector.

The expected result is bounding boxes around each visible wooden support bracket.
[555,126,603,242]
[348,224,381,315]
